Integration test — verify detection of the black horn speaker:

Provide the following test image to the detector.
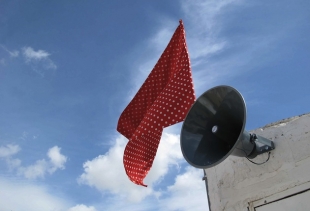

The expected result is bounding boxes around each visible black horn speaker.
[180,85,275,169]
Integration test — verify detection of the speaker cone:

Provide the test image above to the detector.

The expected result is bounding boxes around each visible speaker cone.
[181,85,253,168]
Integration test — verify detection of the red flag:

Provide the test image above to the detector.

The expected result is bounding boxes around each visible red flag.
[117,20,195,186]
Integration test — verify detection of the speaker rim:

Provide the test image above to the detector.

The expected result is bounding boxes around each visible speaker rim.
[180,85,247,169]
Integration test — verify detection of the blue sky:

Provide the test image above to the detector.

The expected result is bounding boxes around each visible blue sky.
[0,0,309,210]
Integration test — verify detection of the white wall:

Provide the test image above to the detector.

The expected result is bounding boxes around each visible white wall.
[204,113,310,211]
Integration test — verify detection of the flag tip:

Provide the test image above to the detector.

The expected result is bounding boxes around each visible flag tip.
[131,178,148,187]
[179,19,183,25]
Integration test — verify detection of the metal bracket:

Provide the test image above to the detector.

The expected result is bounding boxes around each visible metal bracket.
[248,133,275,159]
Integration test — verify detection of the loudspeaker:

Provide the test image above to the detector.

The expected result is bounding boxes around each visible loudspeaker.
[180,85,275,169]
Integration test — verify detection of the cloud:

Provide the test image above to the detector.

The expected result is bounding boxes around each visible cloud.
[0,45,57,76]
[187,0,243,46]
[68,204,97,211]
[160,167,209,211]
[179,0,246,92]
[0,144,21,157]
[181,0,235,60]
[78,131,183,202]
[0,177,70,211]
[0,144,67,179]
[87,165,209,211]
[177,0,295,96]
[23,46,50,61]
[18,146,67,179]
[0,44,19,57]
[0,177,100,211]
[18,159,49,179]
[22,46,57,76]
[125,0,246,100]
[78,135,154,202]
[48,146,68,173]
[9,50,19,57]
[6,158,22,171]
[0,143,208,211]
[0,144,22,171]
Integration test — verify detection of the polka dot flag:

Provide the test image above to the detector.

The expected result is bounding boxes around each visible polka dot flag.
[117,20,195,186]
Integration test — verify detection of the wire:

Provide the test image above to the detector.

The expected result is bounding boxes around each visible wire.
[242,133,272,165]
[245,151,271,165]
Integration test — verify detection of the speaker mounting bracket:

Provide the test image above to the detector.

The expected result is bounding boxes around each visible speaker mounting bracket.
[248,133,275,159]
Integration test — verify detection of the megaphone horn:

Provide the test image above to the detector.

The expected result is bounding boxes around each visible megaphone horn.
[180,85,275,169]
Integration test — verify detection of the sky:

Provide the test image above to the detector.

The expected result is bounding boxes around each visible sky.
[0,0,309,210]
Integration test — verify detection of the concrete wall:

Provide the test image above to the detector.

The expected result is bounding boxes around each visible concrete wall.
[204,113,310,211]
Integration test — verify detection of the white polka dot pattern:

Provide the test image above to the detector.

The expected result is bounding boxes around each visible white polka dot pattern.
[117,20,196,187]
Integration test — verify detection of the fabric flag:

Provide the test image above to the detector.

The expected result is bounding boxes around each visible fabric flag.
[117,20,195,186]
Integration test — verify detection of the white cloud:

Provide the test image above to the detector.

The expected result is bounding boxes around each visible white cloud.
[10,50,19,57]
[0,144,67,179]
[177,0,291,96]
[6,158,21,171]
[88,165,209,211]
[181,0,246,60]
[0,177,70,211]
[0,44,19,57]
[0,144,22,171]
[18,159,49,179]
[68,204,97,211]
[18,146,67,179]
[22,46,57,76]
[125,0,246,100]
[48,146,67,173]
[23,46,50,61]
[160,167,209,211]
[78,135,154,202]
[0,144,21,157]
[179,0,246,93]
[76,128,208,209]
[0,45,57,76]
[144,132,184,185]
[78,131,183,202]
